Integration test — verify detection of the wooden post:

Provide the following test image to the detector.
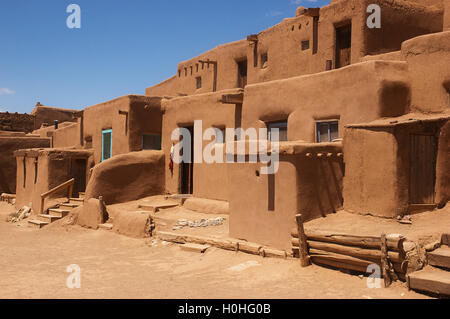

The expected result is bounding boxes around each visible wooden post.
[296,214,310,267]
[381,233,392,287]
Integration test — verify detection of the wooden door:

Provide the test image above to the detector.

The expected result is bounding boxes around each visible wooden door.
[237,60,247,88]
[409,134,437,204]
[335,24,351,69]
[71,158,87,196]
[180,126,194,195]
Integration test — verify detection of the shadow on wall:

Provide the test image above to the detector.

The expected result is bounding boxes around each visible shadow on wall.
[292,156,344,223]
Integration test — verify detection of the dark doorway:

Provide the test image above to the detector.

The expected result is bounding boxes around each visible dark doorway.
[335,23,352,69]
[237,59,248,88]
[409,134,437,205]
[71,158,87,197]
[180,126,194,195]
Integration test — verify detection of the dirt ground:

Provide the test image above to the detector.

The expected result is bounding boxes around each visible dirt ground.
[0,202,431,299]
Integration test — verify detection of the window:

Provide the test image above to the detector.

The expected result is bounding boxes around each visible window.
[196,76,202,89]
[316,121,339,143]
[260,52,268,69]
[142,134,162,150]
[102,129,112,161]
[267,121,288,142]
[301,40,310,51]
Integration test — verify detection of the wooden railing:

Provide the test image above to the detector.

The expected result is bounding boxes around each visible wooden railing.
[40,178,75,215]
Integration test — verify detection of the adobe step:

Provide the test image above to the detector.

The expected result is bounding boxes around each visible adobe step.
[48,208,70,218]
[28,219,49,229]
[138,203,179,213]
[59,203,81,210]
[69,198,84,204]
[38,214,62,223]
[98,223,113,230]
[408,266,450,297]
[428,246,450,270]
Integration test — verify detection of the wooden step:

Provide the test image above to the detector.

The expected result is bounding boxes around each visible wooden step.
[428,247,450,270]
[28,219,49,229]
[408,266,450,296]
[38,214,62,223]
[48,209,70,218]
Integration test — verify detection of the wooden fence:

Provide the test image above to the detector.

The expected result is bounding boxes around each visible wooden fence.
[292,214,407,287]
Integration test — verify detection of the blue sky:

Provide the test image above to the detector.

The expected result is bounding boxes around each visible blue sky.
[0,0,330,113]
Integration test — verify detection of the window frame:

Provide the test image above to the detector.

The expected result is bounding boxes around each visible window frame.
[267,120,288,142]
[315,120,339,143]
[101,129,113,162]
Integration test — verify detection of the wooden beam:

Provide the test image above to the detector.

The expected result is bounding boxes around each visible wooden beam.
[381,233,392,287]
[296,214,311,267]
[247,34,258,42]
[221,93,244,104]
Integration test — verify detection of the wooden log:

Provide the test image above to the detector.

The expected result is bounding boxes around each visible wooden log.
[296,214,310,267]
[381,234,392,287]
[291,229,405,252]
[292,239,403,263]
[309,249,374,268]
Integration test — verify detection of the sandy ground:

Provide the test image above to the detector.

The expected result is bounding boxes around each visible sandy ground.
[0,203,430,299]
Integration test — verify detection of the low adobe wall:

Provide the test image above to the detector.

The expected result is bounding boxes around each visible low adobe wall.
[85,151,165,205]
[402,31,450,112]
[0,136,50,194]
[31,106,78,130]
[0,112,35,133]
[228,142,343,251]
[242,60,411,142]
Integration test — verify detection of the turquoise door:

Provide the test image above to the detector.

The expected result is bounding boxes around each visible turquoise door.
[102,129,112,161]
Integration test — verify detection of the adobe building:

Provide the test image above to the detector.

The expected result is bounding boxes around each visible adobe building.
[8,0,450,252]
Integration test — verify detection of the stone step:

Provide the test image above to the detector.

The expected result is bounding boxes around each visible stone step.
[98,223,113,230]
[28,219,49,229]
[408,266,450,297]
[179,243,211,253]
[59,203,81,210]
[48,209,70,218]
[138,203,179,213]
[428,247,450,270]
[38,214,62,223]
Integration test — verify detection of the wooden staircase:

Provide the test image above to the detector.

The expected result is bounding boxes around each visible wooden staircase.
[28,192,85,229]
[408,234,450,297]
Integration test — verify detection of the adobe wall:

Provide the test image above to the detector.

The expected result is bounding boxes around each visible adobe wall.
[402,31,450,112]
[363,0,443,56]
[52,122,80,148]
[445,0,450,30]
[343,127,400,218]
[83,95,162,164]
[241,60,410,142]
[343,118,450,218]
[0,136,50,194]
[0,112,35,133]
[145,0,441,97]
[228,143,343,251]
[15,149,93,212]
[31,105,79,130]
[146,40,248,97]
[161,89,242,201]
[85,151,165,205]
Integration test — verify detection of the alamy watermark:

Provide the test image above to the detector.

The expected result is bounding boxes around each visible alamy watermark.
[66,4,81,29]
[171,120,280,175]
[66,264,81,289]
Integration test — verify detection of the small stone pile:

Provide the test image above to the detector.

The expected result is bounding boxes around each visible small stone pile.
[173,217,225,230]
[7,206,31,223]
